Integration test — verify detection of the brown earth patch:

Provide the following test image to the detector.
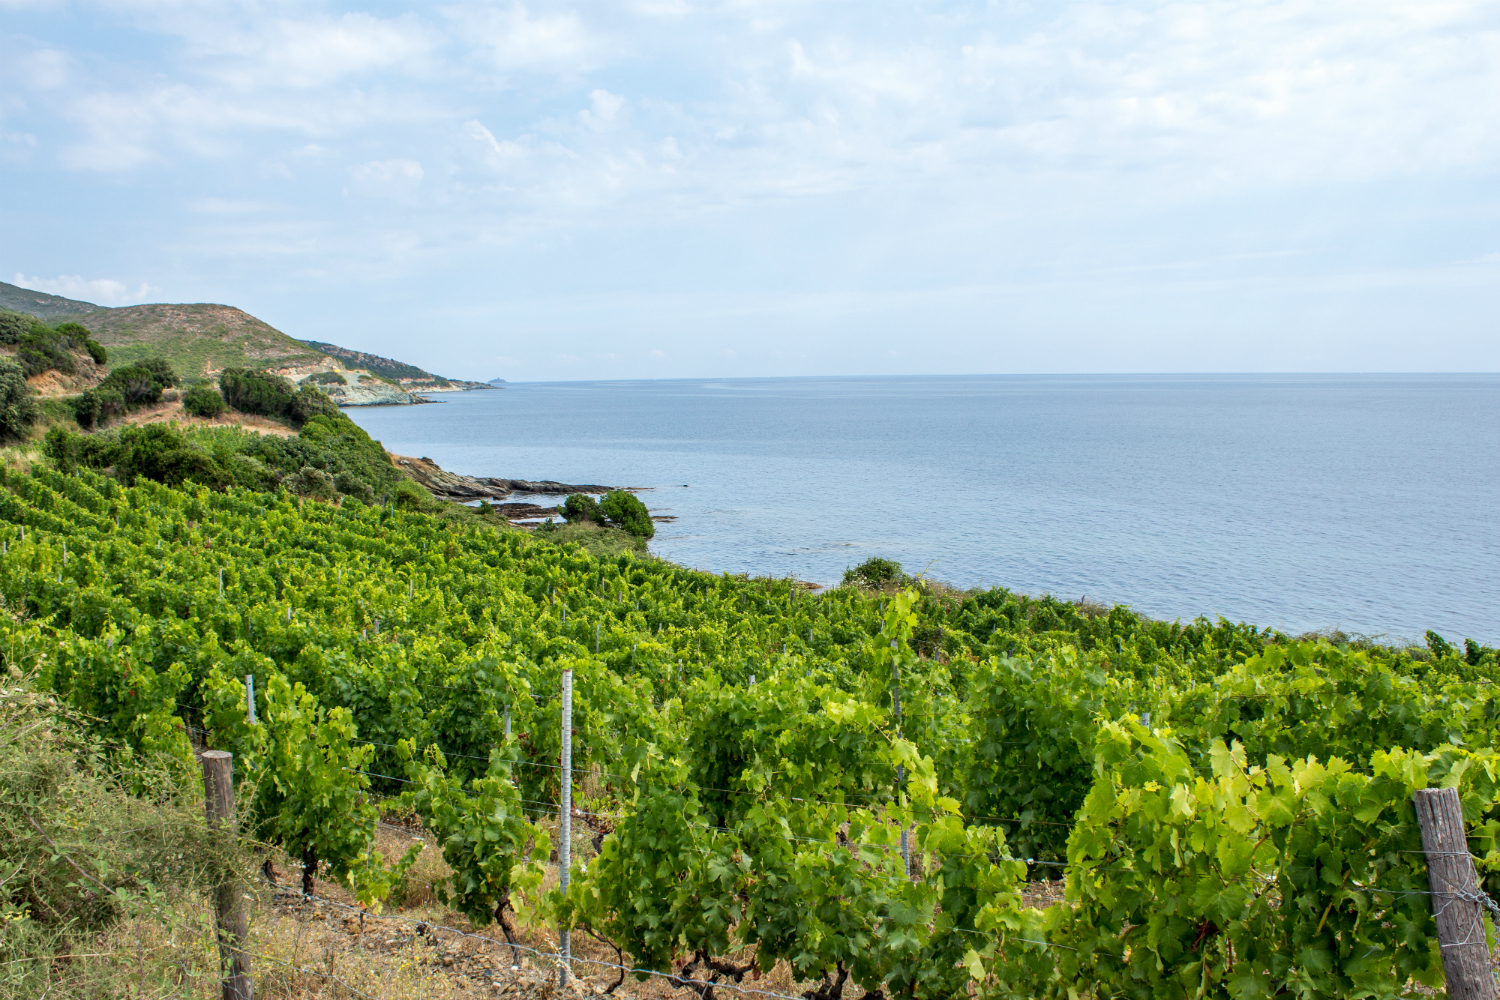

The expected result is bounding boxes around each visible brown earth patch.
[111,399,301,438]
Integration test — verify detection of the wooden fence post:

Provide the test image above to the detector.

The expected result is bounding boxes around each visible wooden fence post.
[202,751,253,1000]
[1415,787,1497,1000]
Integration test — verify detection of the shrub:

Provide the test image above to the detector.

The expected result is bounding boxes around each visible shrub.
[600,489,654,538]
[85,339,108,365]
[0,358,39,441]
[0,309,29,345]
[219,367,339,427]
[219,367,294,417]
[16,322,76,377]
[11,319,106,378]
[115,424,229,489]
[96,358,178,410]
[334,470,376,504]
[73,387,126,429]
[43,426,124,472]
[561,493,603,524]
[390,478,435,510]
[181,383,227,418]
[135,356,179,391]
[842,557,907,588]
[305,371,348,386]
[284,465,336,501]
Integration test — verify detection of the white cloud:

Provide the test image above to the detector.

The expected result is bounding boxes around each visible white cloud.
[455,4,601,73]
[13,274,158,306]
[14,49,70,89]
[585,89,624,124]
[348,159,424,200]
[189,13,438,89]
[6,0,1498,377]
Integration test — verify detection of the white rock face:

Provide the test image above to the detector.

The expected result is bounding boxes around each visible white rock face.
[272,362,422,406]
[322,373,421,406]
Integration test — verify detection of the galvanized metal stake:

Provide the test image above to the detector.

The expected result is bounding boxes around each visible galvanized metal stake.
[559,668,573,987]
[245,675,256,724]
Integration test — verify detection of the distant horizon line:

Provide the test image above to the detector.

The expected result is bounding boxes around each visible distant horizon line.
[474,371,1500,385]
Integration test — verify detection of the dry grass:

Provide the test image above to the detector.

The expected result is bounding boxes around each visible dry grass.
[111,398,300,438]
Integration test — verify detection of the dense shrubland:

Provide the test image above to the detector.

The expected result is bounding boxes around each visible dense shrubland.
[2,456,1498,998]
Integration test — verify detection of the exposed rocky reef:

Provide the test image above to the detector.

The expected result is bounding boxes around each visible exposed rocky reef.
[392,455,616,502]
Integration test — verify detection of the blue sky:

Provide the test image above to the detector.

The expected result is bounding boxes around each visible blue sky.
[3,1,1497,381]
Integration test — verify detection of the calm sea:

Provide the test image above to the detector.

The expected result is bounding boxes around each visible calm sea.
[344,375,1500,646]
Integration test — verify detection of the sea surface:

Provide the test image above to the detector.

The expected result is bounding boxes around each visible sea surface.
[343,375,1500,646]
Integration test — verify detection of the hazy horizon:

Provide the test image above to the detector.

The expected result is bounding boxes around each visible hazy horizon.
[4,1,1497,381]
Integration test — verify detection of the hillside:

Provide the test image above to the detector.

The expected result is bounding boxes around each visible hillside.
[0,279,105,321]
[3,280,483,401]
[58,302,327,378]
[302,340,490,391]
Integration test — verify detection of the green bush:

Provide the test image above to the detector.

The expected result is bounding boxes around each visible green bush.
[95,357,178,410]
[334,470,376,504]
[85,339,108,365]
[181,383,227,418]
[0,358,39,441]
[305,371,348,386]
[284,465,336,500]
[842,557,907,588]
[43,426,126,472]
[219,367,339,427]
[600,489,654,538]
[0,309,30,345]
[561,493,603,524]
[390,478,436,510]
[72,388,125,429]
[16,323,77,377]
[115,424,229,489]
[11,319,106,378]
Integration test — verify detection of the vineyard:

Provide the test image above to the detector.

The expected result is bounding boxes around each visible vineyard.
[4,464,1500,999]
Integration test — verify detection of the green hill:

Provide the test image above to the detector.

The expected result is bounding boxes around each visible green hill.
[301,340,485,389]
[60,302,327,379]
[2,280,479,390]
[1,281,327,378]
[0,280,105,322]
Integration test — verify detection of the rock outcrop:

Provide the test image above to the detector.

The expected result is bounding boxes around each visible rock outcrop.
[322,375,423,406]
[392,455,615,502]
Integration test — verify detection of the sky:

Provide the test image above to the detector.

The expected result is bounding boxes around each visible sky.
[2,1,1498,381]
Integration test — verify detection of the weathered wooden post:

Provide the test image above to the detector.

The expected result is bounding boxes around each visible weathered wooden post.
[1415,787,1497,1000]
[201,751,252,1000]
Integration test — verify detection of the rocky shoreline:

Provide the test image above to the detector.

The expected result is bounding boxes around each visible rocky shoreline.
[392,455,679,528]
[392,455,618,502]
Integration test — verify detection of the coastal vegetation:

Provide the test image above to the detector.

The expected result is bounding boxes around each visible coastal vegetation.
[2,438,1498,997]
[560,488,656,539]
[0,358,39,441]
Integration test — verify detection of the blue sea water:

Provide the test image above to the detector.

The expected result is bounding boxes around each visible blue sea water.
[343,374,1500,646]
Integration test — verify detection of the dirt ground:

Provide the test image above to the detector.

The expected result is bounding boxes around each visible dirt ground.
[112,397,301,437]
